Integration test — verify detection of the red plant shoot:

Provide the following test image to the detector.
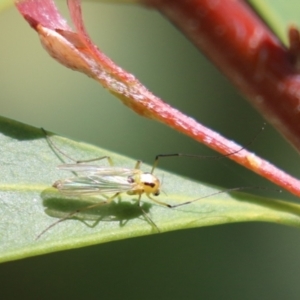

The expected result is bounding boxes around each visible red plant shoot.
[15,0,300,198]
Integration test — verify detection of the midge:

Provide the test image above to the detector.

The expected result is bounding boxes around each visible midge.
[37,126,264,239]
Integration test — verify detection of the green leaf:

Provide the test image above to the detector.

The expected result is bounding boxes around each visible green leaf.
[1,115,300,263]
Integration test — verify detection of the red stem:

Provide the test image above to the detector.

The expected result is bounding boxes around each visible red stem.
[144,0,300,153]
[15,0,300,198]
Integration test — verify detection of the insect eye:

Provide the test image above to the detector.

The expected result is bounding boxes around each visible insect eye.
[154,190,160,196]
[127,176,135,184]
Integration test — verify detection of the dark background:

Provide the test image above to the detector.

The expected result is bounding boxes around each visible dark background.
[1,2,300,299]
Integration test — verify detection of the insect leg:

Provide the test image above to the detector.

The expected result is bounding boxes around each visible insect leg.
[76,156,113,166]
[150,124,265,174]
[136,194,160,232]
[42,128,113,166]
[167,185,280,209]
[42,128,78,162]
[134,160,142,169]
[146,194,172,208]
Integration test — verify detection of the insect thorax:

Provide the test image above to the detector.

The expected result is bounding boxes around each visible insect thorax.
[127,172,160,196]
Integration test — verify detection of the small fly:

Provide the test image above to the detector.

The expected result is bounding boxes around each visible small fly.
[38,129,168,239]
[37,125,267,239]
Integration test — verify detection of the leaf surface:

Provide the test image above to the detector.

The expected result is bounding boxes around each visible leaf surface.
[0,116,300,262]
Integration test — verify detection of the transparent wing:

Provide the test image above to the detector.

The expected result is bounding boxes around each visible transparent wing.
[54,164,139,195]
[57,164,139,176]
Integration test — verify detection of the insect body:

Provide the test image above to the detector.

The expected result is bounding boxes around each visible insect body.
[38,125,267,239]
[37,154,166,239]
[53,161,164,205]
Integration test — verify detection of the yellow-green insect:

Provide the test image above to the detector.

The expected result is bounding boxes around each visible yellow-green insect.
[37,126,265,239]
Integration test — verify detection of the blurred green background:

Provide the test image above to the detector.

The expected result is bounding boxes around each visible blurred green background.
[1,1,300,299]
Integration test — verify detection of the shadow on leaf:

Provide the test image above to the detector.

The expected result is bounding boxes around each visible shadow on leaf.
[41,189,153,229]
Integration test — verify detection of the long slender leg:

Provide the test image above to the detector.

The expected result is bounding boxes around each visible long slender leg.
[136,194,160,232]
[167,185,279,208]
[150,124,265,174]
[76,156,113,166]
[42,128,77,162]
[42,128,113,166]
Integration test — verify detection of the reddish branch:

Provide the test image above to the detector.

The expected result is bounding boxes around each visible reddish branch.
[15,0,300,197]
[144,0,300,152]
